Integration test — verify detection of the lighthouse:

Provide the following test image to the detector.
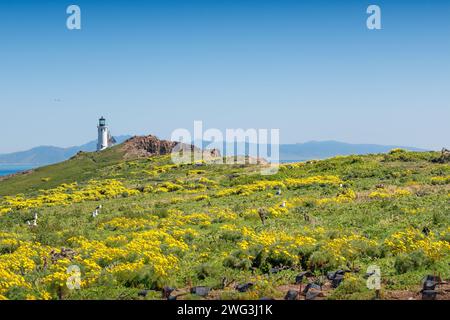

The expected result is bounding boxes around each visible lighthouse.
[97,117,110,151]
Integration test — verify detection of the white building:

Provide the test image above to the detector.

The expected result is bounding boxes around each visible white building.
[97,117,116,151]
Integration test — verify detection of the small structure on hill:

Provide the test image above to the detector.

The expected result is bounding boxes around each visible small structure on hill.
[97,117,116,151]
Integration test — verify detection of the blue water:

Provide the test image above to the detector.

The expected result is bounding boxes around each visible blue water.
[0,166,35,177]
[0,170,18,176]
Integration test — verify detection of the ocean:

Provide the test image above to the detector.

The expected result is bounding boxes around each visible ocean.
[0,166,35,177]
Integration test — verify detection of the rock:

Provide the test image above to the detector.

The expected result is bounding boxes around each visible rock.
[332,275,344,288]
[327,270,346,288]
[303,283,322,300]
[235,282,254,293]
[121,135,221,160]
[302,283,317,294]
[284,290,299,300]
[190,286,210,297]
[162,286,175,299]
[138,290,148,297]
[121,135,185,158]
[295,271,312,284]
[326,271,335,280]
[327,269,346,280]
[421,290,437,300]
[420,275,441,300]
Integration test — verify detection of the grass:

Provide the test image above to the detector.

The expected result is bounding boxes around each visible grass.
[0,148,449,300]
[0,145,125,197]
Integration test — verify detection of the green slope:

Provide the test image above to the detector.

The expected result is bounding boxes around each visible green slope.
[0,145,126,197]
[0,149,449,300]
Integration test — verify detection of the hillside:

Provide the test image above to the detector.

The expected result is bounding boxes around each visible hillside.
[0,138,426,167]
[0,146,449,300]
[0,135,201,197]
[198,140,427,162]
[0,135,131,166]
[279,141,426,161]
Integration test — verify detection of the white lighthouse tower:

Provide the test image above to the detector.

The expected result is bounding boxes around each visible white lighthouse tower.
[97,117,109,151]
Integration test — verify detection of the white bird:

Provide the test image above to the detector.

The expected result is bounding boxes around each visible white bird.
[27,212,38,227]
[92,205,102,218]
[280,201,286,208]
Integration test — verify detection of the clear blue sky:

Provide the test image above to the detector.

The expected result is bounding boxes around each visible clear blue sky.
[0,0,449,153]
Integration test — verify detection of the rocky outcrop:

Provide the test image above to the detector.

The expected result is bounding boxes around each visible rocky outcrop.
[121,135,180,158]
[120,135,221,160]
[432,148,450,163]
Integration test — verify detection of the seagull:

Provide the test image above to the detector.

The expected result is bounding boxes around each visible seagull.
[92,205,102,218]
[27,212,38,227]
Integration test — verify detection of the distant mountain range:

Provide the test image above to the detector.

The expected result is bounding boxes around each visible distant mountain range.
[279,141,426,161]
[0,136,131,166]
[0,137,427,167]
[197,140,427,162]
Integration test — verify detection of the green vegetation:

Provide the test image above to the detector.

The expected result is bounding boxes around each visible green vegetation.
[0,145,125,197]
[0,148,449,300]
